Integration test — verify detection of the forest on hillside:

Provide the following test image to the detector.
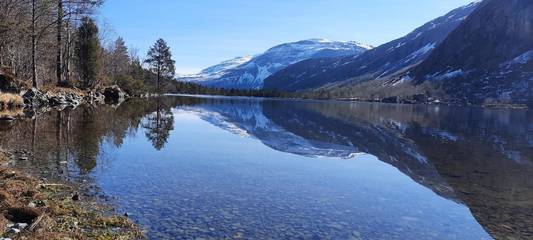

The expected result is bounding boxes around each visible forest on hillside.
[0,0,281,98]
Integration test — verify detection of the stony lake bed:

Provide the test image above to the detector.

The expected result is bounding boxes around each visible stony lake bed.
[0,95,532,239]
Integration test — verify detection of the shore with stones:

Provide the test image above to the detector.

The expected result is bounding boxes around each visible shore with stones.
[0,150,144,239]
[0,82,146,239]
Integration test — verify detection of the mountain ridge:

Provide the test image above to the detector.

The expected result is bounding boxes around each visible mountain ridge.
[176,39,371,89]
[263,1,481,92]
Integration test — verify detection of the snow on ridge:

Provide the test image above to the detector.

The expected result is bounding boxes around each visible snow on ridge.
[428,69,465,81]
[177,55,253,82]
[403,42,436,64]
[461,0,483,9]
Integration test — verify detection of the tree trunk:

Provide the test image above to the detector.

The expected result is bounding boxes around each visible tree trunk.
[157,69,161,95]
[56,0,64,86]
[65,22,71,84]
[56,111,63,173]
[32,118,37,153]
[0,45,3,67]
[31,0,37,88]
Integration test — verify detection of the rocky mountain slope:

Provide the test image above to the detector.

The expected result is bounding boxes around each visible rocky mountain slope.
[411,0,533,105]
[264,2,481,92]
[177,39,371,89]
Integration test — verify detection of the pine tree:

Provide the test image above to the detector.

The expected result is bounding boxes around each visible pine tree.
[145,39,175,94]
[56,0,103,87]
[110,37,130,79]
[75,17,101,89]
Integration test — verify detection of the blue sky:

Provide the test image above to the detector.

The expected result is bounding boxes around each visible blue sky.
[99,0,475,74]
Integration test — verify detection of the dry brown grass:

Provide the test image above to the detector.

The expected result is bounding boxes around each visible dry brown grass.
[40,85,86,97]
[0,150,144,239]
[0,108,24,119]
[0,151,7,164]
[0,215,7,235]
[0,93,24,109]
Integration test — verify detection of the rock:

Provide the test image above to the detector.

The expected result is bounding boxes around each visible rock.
[84,91,105,104]
[0,70,22,93]
[102,85,127,104]
[48,96,67,107]
[3,207,42,224]
[72,193,80,201]
[22,88,49,107]
[7,228,20,234]
[14,223,28,229]
[22,87,84,109]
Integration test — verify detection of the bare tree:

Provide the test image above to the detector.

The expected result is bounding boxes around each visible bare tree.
[56,0,103,86]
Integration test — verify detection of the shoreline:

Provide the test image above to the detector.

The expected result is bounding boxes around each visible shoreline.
[0,149,144,239]
[0,85,145,239]
[1,87,528,124]
[0,85,128,122]
[168,93,531,110]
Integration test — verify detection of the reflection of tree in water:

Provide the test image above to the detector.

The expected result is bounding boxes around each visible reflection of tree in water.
[1,96,532,238]
[142,98,174,151]
[72,107,101,173]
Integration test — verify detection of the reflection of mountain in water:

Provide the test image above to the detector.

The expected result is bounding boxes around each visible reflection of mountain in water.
[180,100,360,159]
[180,97,533,240]
[0,96,531,239]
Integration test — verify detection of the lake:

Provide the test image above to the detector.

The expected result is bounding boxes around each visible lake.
[1,95,532,239]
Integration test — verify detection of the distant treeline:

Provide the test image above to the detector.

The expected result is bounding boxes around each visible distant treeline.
[165,81,284,98]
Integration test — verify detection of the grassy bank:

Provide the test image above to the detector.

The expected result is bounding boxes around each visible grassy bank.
[0,151,143,239]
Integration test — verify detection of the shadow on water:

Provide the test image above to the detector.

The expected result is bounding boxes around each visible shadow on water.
[0,95,531,239]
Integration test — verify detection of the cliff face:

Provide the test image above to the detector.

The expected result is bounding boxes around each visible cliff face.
[413,0,533,105]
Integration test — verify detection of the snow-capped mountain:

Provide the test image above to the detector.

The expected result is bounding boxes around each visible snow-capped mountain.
[177,39,372,89]
[264,1,481,91]
[176,55,253,82]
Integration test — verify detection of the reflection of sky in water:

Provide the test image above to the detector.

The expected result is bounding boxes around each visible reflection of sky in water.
[94,111,491,240]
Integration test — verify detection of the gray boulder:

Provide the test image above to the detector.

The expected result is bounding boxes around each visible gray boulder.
[102,85,127,104]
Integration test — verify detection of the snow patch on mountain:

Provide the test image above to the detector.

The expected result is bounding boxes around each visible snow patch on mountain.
[403,43,436,64]
[428,69,465,81]
[177,55,253,82]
